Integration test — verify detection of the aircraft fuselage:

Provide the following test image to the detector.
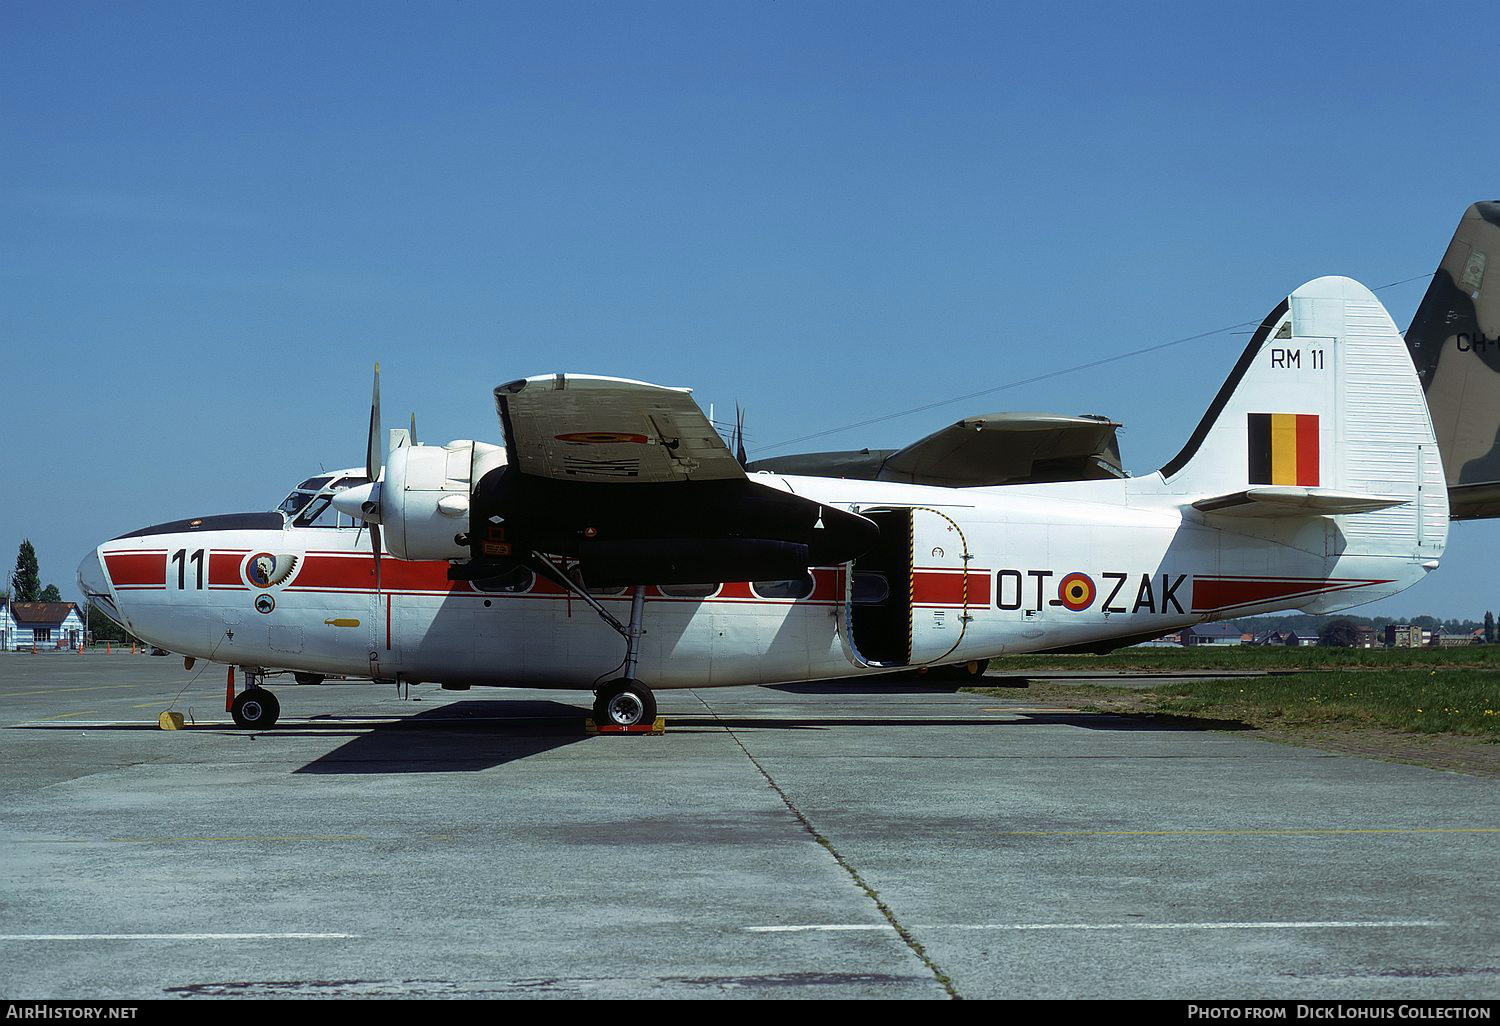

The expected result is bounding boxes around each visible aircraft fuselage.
[80,472,1436,690]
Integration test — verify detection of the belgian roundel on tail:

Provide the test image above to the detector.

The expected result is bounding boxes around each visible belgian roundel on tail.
[1247,413,1319,486]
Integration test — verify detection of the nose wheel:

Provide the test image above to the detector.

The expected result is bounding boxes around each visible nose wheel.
[231,687,281,728]
[593,679,657,727]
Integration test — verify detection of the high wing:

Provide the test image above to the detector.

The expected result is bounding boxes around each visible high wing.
[748,412,1124,486]
[478,373,878,586]
[494,373,746,484]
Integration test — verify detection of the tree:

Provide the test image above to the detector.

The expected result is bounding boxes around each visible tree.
[1318,619,1361,647]
[1486,610,1496,645]
[11,540,40,603]
[38,584,62,603]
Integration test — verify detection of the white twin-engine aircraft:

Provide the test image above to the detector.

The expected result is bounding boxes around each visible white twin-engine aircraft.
[78,203,1500,730]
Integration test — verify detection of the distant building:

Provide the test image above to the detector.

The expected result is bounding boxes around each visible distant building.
[1182,622,1245,646]
[1385,625,1422,648]
[1254,629,1300,646]
[1429,627,1475,648]
[1353,625,1380,649]
[0,600,85,651]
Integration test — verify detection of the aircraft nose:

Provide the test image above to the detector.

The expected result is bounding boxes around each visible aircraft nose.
[77,547,109,600]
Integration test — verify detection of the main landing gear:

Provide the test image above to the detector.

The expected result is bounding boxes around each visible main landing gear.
[532,552,657,729]
[594,678,657,727]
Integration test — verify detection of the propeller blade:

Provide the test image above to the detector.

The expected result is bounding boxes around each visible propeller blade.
[366,362,383,482]
[735,403,748,468]
[410,412,417,446]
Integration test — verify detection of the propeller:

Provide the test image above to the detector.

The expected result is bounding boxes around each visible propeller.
[331,363,388,594]
[732,403,748,468]
[365,364,384,595]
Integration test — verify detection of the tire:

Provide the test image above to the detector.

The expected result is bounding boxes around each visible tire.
[593,679,657,727]
[293,672,325,685]
[231,687,281,728]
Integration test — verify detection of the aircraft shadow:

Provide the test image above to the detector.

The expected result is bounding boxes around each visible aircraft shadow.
[293,700,595,774]
[671,713,1255,732]
[765,678,970,695]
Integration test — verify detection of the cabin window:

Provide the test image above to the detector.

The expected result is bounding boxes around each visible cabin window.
[566,567,626,597]
[751,573,815,600]
[472,566,535,594]
[658,583,719,598]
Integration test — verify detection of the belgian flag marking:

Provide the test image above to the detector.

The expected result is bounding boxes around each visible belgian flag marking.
[1247,413,1319,486]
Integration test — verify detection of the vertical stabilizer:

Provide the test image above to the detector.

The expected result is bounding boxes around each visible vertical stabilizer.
[1406,201,1500,519]
[1156,276,1447,557]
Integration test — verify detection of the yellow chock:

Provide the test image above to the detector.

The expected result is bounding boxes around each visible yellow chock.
[584,716,665,736]
[158,711,186,730]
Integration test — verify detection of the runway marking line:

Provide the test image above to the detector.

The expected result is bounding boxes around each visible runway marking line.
[995,827,1500,838]
[110,835,369,844]
[0,933,357,942]
[747,920,1445,933]
[4,684,148,697]
[981,707,1081,714]
[32,710,96,721]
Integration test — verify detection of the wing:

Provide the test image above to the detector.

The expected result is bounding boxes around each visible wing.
[480,373,876,585]
[494,373,745,484]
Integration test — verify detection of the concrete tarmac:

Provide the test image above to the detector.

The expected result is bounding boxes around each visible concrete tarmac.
[1,654,1495,1000]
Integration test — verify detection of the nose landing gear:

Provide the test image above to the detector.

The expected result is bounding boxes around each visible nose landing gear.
[230,673,281,728]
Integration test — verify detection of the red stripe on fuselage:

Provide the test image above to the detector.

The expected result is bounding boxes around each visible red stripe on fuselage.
[286,554,460,594]
[209,550,250,589]
[1190,576,1390,612]
[912,569,988,606]
[103,551,166,588]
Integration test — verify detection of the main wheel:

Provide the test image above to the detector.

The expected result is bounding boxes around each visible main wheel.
[231,687,281,728]
[293,672,325,685]
[593,679,657,727]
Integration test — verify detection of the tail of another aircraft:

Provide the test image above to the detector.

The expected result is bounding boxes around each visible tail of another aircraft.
[1405,200,1500,519]
[1153,276,1447,555]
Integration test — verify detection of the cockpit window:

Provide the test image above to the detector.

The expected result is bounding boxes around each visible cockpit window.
[292,496,338,528]
[277,490,317,518]
[275,471,373,529]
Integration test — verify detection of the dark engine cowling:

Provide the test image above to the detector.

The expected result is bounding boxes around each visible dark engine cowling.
[463,465,877,586]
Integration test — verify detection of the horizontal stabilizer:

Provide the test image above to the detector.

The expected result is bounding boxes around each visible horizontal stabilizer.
[1192,486,1409,518]
[748,412,1125,486]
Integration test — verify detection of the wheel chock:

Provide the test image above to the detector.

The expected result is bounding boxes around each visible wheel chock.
[158,711,186,730]
[584,717,665,736]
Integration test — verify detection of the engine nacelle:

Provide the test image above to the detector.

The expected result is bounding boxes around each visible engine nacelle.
[382,438,505,560]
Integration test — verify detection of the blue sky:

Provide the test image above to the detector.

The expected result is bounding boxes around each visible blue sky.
[2,1,1496,618]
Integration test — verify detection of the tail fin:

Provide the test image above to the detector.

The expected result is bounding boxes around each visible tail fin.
[1405,200,1500,519]
[1157,276,1447,552]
